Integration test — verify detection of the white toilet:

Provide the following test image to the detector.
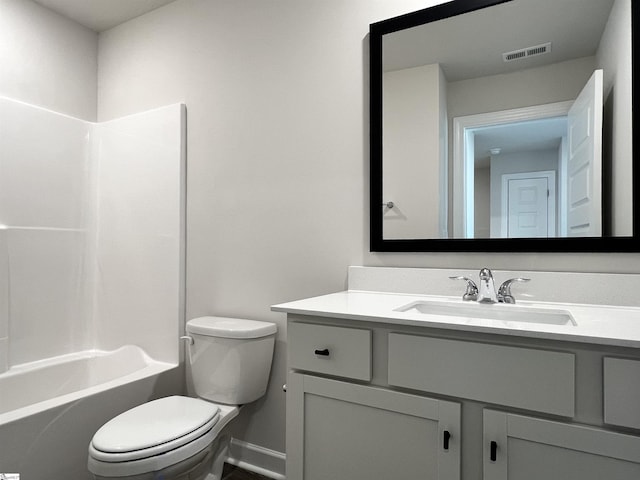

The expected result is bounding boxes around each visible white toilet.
[87,316,277,480]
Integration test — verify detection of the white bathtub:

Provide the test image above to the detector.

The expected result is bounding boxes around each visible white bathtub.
[0,345,179,479]
[0,345,174,426]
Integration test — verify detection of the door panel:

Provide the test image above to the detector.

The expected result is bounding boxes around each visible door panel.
[484,409,640,480]
[508,438,640,480]
[566,69,603,236]
[507,177,548,237]
[288,373,461,480]
[500,171,556,238]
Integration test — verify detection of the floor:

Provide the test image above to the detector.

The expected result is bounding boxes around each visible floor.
[221,463,271,480]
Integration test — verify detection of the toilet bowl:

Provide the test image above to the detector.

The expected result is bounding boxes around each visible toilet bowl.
[87,317,277,480]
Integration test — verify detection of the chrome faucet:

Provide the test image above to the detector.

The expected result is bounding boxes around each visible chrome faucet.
[450,268,530,304]
[478,268,498,303]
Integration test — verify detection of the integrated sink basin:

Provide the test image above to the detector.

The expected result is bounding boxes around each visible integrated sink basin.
[395,300,577,326]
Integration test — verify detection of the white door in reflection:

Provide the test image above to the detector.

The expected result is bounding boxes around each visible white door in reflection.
[501,172,556,238]
[567,69,604,237]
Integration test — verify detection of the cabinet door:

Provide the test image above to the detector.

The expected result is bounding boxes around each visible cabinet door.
[287,372,460,480]
[483,409,640,480]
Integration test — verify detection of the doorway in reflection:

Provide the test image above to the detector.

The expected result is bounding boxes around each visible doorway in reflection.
[457,70,603,239]
[469,118,565,239]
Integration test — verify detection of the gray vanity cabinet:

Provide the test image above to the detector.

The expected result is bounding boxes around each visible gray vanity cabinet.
[483,410,640,480]
[286,316,640,480]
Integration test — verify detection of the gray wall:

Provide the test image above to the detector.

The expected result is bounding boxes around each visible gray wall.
[383,64,446,239]
[0,0,98,120]
[6,0,638,459]
[596,0,633,236]
[474,166,491,238]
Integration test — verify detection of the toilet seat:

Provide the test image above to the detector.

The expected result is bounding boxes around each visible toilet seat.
[90,396,220,462]
[88,396,239,478]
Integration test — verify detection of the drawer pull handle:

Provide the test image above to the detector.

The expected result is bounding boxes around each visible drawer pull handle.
[314,348,330,356]
[443,430,451,450]
[490,441,497,462]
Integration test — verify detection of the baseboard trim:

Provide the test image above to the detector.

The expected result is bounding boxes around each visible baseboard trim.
[226,438,286,479]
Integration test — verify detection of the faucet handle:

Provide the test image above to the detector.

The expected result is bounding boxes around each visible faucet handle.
[498,278,531,304]
[449,276,479,301]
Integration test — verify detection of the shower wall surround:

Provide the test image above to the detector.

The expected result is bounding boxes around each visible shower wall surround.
[91,105,185,361]
[0,226,7,373]
[0,98,91,371]
[0,97,185,373]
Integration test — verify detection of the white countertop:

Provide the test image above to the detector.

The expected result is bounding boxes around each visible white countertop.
[272,290,640,349]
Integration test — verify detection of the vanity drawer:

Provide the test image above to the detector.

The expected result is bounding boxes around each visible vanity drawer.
[388,333,575,417]
[288,322,371,381]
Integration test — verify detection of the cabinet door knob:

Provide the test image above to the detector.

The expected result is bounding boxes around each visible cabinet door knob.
[443,430,451,450]
[314,348,330,356]
[490,441,497,461]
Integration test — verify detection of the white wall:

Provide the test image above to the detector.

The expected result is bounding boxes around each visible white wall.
[96,0,640,457]
[383,63,446,239]
[596,0,632,236]
[0,0,98,120]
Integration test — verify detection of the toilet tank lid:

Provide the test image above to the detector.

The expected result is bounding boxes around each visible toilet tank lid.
[186,316,277,339]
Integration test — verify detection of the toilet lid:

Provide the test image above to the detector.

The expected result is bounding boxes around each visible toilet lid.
[91,396,219,460]
[187,316,277,338]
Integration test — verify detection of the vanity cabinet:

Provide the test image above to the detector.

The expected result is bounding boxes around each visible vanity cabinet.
[285,316,640,480]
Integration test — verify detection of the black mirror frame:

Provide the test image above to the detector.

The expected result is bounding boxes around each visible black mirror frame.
[370,0,639,252]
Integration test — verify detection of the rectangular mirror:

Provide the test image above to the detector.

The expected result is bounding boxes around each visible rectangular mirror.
[370,0,637,252]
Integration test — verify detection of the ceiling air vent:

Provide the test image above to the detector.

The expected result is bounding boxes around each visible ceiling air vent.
[502,42,552,62]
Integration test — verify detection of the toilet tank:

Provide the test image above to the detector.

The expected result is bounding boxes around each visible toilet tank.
[185,316,277,405]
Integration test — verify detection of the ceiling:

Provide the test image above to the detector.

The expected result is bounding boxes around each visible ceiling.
[473,116,567,168]
[383,0,615,81]
[32,0,178,32]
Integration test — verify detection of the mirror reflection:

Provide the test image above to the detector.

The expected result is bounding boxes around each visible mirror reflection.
[381,0,631,240]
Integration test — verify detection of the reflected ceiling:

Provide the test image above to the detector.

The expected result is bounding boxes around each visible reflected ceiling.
[383,0,615,81]
[473,117,567,161]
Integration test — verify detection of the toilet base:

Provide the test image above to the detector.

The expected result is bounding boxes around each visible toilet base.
[92,434,230,480]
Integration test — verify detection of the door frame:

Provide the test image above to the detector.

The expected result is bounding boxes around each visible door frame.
[453,101,572,238]
[500,170,556,238]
